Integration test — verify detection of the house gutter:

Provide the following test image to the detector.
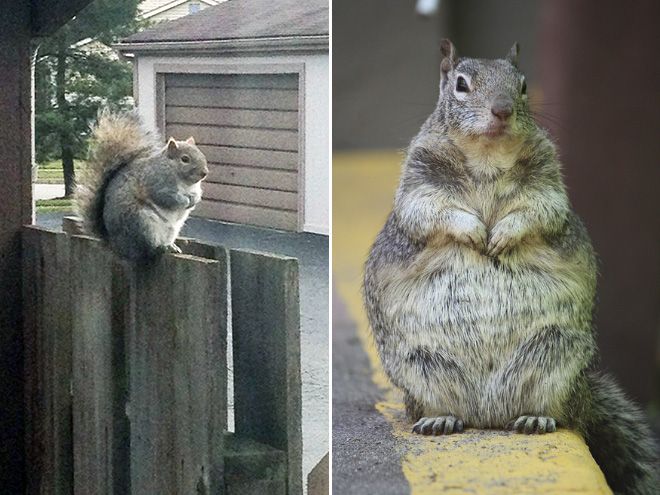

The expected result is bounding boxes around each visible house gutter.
[114,35,329,57]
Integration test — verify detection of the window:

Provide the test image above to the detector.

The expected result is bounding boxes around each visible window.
[189,2,201,14]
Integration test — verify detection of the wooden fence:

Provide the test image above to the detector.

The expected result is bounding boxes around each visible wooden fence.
[22,224,302,495]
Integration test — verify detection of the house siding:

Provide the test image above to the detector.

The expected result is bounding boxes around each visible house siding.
[143,0,220,23]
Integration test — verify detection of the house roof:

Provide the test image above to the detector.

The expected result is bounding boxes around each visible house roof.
[117,0,328,54]
[139,0,219,20]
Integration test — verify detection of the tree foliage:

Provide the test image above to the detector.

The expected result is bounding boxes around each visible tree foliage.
[34,0,142,195]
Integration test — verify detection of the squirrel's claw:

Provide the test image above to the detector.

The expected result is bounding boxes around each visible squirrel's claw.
[412,416,464,435]
[508,415,557,434]
[165,243,182,254]
[456,231,486,253]
[487,233,514,257]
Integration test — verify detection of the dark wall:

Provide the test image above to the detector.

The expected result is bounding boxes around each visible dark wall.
[332,1,443,149]
[539,0,660,406]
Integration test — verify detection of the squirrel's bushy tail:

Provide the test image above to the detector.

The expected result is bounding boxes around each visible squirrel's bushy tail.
[581,372,659,494]
[75,109,158,238]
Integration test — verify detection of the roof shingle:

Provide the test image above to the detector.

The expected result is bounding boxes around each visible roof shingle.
[123,0,328,43]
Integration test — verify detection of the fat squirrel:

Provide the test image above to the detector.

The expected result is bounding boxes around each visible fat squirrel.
[363,40,658,494]
[75,110,209,261]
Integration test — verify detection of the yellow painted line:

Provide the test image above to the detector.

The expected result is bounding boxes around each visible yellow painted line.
[332,151,612,494]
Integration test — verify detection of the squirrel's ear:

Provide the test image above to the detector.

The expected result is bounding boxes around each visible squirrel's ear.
[506,42,520,67]
[440,39,457,94]
[185,136,195,145]
[166,137,178,157]
[440,38,457,64]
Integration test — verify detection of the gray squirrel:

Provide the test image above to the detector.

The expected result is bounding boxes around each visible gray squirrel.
[363,40,658,494]
[75,110,209,261]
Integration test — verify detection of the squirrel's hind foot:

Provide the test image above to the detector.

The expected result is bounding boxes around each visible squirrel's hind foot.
[507,415,557,434]
[412,416,464,435]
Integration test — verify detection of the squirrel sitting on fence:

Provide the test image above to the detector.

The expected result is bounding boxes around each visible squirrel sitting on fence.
[75,110,209,261]
[363,40,658,494]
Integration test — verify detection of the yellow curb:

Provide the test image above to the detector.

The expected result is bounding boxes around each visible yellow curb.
[332,151,612,494]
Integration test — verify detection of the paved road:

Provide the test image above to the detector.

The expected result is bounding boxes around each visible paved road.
[332,288,409,494]
[34,183,65,200]
[36,211,329,487]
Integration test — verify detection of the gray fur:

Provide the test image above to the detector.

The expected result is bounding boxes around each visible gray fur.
[75,111,209,261]
[363,40,658,494]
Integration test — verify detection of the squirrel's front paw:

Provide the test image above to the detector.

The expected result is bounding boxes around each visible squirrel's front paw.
[487,217,524,257]
[186,193,201,209]
[165,243,182,254]
[412,416,464,435]
[451,213,487,252]
[507,415,557,434]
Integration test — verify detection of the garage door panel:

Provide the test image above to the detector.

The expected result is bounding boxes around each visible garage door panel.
[197,145,298,171]
[203,183,297,211]
[166,106,298,130]
[206,164,298,192]
[193,200,298,231]
[165,72,301,231]
[166,87,298,111]
[166,73,298,90]
[166,124,298,152]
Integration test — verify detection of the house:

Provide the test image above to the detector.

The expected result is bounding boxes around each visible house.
[74,0,222,53]
[116,0,329,235]
[139,0,222,23]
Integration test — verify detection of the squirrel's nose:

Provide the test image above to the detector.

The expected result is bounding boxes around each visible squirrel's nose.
[491,95,513,121]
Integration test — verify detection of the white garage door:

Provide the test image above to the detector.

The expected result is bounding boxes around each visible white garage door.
[164,72,301,231]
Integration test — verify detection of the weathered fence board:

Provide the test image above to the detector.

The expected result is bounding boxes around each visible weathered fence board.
[231,249,302,495]
[70,234,131,494]
[223,432,287,495]
[23,227,73,494]
[129,252,227,494]
[24,223,302,495]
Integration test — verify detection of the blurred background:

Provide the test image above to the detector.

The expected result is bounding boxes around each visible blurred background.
[333,0,660,439]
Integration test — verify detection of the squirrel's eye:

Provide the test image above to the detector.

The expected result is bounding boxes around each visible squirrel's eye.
[181,155,190,163]
[521,78,527,95]
[456,76,469,93]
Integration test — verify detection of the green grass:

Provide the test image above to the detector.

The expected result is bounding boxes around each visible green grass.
[36,197,74,212]
[35,160,84,184]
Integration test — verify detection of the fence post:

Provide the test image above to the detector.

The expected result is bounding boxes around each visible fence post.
[22,227,73,494]
[129,252,227,494]
[70,235,131,494]
[230,249,302,495]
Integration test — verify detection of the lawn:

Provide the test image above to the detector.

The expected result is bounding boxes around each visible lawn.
[35,160,80,212]
[36,160,83,184]
[36,198,74,212]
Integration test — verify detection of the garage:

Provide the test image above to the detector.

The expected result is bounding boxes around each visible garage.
[163,72,301,230]
[117,0,329,233]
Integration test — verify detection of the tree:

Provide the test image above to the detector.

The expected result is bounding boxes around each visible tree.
[34,0,141,196]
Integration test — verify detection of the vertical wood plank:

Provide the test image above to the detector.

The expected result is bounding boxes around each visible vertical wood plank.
[22,228,41,492]
[231,249,302,495]
[23,226,73,494]
[70,235,131,494]
[129,253,227,494]
[0,2,32,490]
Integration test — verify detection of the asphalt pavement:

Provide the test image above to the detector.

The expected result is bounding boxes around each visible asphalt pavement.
[332,288,409,493]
